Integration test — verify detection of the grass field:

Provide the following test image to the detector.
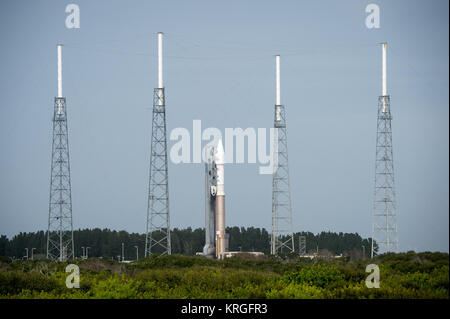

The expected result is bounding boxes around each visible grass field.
[0,252,448,299]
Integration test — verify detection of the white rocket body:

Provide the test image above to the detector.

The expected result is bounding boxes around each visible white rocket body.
[215,139,226,259]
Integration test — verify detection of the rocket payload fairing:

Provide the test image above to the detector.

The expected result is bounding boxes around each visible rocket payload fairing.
[215,139,226,259]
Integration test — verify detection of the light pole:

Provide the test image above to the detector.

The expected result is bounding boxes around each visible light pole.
[86,247,91,259]
[134,246,138,261]
[31,248,36,260]
[24,248,29,260]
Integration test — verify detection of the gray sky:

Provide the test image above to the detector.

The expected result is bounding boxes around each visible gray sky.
[0,0,448,252]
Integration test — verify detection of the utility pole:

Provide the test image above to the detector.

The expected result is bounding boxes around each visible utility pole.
[371,42,398,258]
[47,44,74,262]
[31,248,36,260]
[86,247,90,259]
[134,246,139,261]
[81,247,85,259]
[271,55,295,255]
[145,32,171,256]
[122,243,124,262]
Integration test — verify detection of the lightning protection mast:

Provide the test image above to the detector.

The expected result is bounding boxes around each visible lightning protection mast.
[47,44,74,261]
[145,32,171,256]
[271,55,295,255]
[371,42,398,258]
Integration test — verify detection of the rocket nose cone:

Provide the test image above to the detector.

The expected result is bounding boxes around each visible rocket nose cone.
[215,139,225,164]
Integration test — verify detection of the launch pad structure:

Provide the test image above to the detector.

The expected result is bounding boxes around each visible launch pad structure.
[40,34,401,261]
[202,55,295,258]
[371,43,398,257]
[271,55,295,255]
[145,32,171,256]
[47,44,74,261]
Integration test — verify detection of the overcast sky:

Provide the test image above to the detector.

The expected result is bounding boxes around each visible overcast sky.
[0,0,448,252]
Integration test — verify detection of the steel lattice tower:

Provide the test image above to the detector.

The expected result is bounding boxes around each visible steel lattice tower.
[47,44,74,261]
[298,236,306,256]
[271,55,295,255]
[371,43,398,257]
[145,32,171,256]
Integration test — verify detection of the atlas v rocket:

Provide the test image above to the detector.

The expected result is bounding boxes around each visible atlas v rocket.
[203,146,217,258]
[203,139,226,259]
[215,139,226,259]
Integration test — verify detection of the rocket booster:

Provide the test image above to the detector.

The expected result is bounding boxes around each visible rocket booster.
[215,139,226,259]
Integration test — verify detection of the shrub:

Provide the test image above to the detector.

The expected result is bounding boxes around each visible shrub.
[283,265,346,289]
[0,271,61,295]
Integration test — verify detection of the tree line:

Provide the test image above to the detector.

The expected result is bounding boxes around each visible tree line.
[0,227,376,260]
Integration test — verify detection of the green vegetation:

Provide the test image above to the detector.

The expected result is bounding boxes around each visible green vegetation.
[0,227,376,259]
[0,252,447,299]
